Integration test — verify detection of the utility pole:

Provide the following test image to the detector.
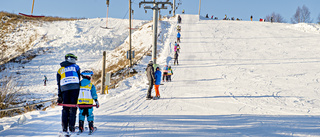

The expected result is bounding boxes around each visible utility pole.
[198,0,201,17]
[129,0,132,67]
[173,0,176,16]
[139,0,172,65]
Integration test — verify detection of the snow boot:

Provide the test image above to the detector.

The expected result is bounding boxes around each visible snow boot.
[79,120,84,133]
[89,121,94,132]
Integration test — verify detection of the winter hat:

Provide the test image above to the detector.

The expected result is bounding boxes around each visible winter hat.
[149,60,153,64]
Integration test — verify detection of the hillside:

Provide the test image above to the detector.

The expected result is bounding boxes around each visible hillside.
[1,14,320,136]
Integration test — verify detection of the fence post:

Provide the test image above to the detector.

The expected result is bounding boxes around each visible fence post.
[102,51,106,94]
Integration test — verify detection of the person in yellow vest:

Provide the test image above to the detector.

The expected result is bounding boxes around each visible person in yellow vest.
[167,66,173,82]
[77,70,99,134]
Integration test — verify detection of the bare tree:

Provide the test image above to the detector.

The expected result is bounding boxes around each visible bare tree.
[265,12,286,23]
[318,13,320,24]
[291,5,312,24]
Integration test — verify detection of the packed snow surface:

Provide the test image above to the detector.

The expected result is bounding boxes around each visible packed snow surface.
[1,14,320,136]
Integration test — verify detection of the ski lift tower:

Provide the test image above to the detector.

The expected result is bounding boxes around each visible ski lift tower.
[139,0,172,65]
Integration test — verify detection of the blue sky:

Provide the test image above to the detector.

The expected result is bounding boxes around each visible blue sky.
[1,0,319,23]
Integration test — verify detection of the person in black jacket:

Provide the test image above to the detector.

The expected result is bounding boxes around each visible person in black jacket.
[146,60,155,99]
[174,51,179,65]
[57,53,81,133]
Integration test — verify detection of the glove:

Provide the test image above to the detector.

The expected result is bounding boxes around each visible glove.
[95,100,99,108]
[57,95,63,104]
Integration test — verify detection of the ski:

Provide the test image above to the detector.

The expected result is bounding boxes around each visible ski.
[76,127,88,135]
[88,127,97,135]
[58,131,71,137]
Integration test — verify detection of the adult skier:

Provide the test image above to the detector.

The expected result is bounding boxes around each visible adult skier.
[57,53,81,134]
[154,67,162,99]
[77,70,99,134]
[174,51,179,65]
[177,32,181,43]
[177,15,182,23]
[146,60,155,99]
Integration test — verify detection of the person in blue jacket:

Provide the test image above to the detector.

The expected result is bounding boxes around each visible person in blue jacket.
[57,53,81,133]
[77,70,99,134]
[154,67,162,98]
[177,32,181,43]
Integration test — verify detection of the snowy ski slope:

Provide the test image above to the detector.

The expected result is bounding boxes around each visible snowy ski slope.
[1,14,320,136]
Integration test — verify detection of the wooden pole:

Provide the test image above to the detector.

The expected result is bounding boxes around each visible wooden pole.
[129,0,132,68]
[101,51,106,94]
[31,0,35,15]
[106,5,109,27]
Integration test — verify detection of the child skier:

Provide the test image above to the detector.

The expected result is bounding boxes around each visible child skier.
[167,66,173,82]
[43,75,48,86]
[77,70,99,134]
[162,65,168,82]
[154,67,162,99]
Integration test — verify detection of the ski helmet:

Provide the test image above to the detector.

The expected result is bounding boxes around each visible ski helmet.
[81,70,94,79]
[65,53,77,61]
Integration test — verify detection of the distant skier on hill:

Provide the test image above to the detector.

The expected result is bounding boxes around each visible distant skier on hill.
[250,15,253,21]
[174,42,177,53]
[57,53,81,134]
[177,32,181,43]
[177,25,181,32]
[167,66,173,82]
[178,15,182,23]
[43,75,48,86]
[176,43,180,53]
[174,51,179,65]
[162,65,168,82]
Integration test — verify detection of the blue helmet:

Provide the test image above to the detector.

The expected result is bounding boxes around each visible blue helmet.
[81,70,93,79]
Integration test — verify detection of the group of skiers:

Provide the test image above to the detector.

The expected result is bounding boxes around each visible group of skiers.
[56,53,99,135]
[145,15,183,99]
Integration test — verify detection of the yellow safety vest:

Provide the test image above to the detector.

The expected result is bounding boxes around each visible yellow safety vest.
[77,83,93,104]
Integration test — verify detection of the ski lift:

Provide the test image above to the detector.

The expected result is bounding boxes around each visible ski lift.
[101,0,112,29]
[19,0,45,18]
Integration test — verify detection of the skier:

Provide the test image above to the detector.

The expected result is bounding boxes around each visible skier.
[176,43,180,53]
[162,65,168,82]
[57,53,81,134]
[271,16,274,23]
[250,15,253,21]
[174,51,179,65]
[206,14,209,18]
[177,15,182,23]
[77,70,99,134]
[177,25,181,32]
[182,9,185,14]
[146,60,155,99]
[174,43,177,53]
[177,32,181,43]
[167,66,173,82]
[43,75,48,86]
[154,67,162,99]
